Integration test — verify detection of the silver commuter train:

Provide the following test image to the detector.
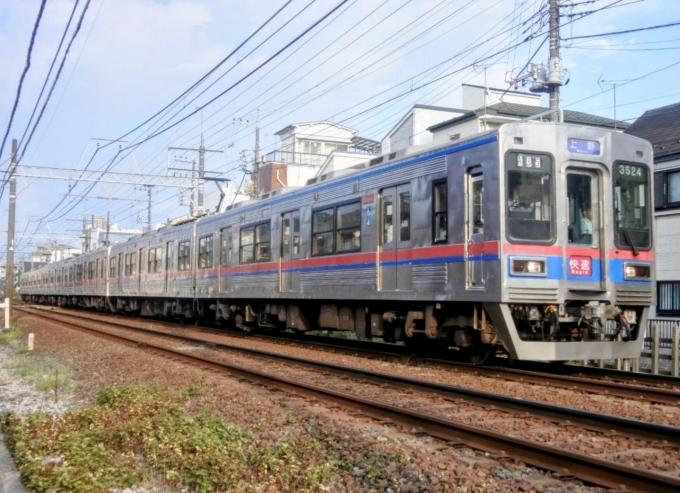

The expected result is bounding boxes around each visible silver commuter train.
[21,119,655,363]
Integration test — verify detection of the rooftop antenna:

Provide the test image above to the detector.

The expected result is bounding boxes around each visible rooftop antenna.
[598,76,632,130]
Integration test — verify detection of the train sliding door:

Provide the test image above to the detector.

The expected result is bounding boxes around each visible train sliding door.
[379,184,412,291]
[566,169,605,290]
[280,211,300,292]
[218,227,232,293]
[465,169,485,289]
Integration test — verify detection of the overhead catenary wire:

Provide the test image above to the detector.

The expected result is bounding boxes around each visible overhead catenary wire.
[0,0,47,167]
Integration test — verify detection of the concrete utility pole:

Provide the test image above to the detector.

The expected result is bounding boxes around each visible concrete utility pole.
[5,139,17,303]
[198,140,205,212]
[548,0,561,121]
[507,0,564,119]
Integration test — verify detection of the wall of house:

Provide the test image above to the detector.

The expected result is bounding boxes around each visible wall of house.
[431,119,481,146]
[462,84,541,111]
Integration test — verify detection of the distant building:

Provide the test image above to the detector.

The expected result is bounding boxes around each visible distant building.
[29,244,81,263]
[381,104,466,154]
[84,223,143,252]
[625,101,680,319]
[257,121,380,194]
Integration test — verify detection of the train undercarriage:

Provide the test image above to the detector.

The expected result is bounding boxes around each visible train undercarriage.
[23,293,646,364]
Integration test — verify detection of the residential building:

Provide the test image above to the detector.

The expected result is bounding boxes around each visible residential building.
[380,104,466,154]
[257,121,380,194]
[625,101,680,319]
[83,223,143,252]
[429,101,629,146]
[29,244,81,263]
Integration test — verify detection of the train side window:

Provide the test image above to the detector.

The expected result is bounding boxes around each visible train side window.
[255,223,270,262]
[178,240,191,271]
[199,235,214,269]
[312,208,334,256]
[139,249,145,274]
[336,202,361,252]
[433,181,448,243]
[240,227,255,264]
[155,248,162,272]
[148,248,155,273]
[109,257,116,278]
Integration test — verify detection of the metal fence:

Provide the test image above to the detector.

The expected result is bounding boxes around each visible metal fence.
[591,319,680,375]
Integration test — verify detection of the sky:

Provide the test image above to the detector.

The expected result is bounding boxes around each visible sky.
[0,0,678,262]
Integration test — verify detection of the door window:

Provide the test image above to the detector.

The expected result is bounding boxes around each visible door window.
[383,195,394,244]
[567,174,593,245]
[399,191,411,242]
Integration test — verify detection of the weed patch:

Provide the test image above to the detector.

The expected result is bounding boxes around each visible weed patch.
[1,384,343,492]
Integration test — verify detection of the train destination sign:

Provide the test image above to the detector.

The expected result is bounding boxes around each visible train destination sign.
[568,138,600,156]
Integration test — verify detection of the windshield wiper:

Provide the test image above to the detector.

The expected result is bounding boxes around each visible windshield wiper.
[624,229,640,256]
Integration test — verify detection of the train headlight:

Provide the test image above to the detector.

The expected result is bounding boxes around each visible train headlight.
[623,263,650,280]
[511,258,547,276]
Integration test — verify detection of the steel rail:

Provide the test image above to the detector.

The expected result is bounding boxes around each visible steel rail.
[21,306,680,493]
[23,305,680,405]
[19,307,680,445]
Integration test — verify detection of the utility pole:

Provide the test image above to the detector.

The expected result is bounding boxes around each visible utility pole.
[507,0,564,120]
[598,78,632,130]
[548,0,561,121]
[105,211,110,246]
[145,185,153,232]
[5,139,17,304]
[254,110,260,198]
[198,141,205,213]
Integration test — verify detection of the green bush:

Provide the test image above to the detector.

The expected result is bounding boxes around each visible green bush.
[1,384,342,492]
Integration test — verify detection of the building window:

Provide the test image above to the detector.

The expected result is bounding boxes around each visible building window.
[178,240,191,271]
[312,201,361,256]
[433,181,448,243]
[658,281,680,316]
[654,169,680,209]
[198,235,214,269]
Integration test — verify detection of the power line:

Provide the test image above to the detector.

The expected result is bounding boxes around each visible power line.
[0,0,47,164]
[563,20,680,40]
[18,0,81,150]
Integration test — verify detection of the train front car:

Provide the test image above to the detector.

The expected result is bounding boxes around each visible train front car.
[490,120,654,361]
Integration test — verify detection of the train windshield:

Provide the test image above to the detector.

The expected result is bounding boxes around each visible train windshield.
[506,152,554,243]
[614,162,651,250]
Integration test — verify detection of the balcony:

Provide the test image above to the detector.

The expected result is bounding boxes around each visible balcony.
[265,150,329,167]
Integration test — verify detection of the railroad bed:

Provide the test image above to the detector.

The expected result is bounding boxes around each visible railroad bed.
[17,306,680,492]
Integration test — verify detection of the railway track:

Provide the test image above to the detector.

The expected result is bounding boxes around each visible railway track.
[24,305,680,406]
[18,306,680,493]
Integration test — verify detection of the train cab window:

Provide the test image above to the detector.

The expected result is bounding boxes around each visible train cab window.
[506,152,554,243]
[433,182,448,243]
[178,240,191,271]
[336,202,361,252]
[199,235,214,269]
[567,174,592,245]
[614,162,651,250]
[312,208,334,256]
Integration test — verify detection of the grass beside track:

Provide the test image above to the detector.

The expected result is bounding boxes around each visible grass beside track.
[1,384,349,493]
